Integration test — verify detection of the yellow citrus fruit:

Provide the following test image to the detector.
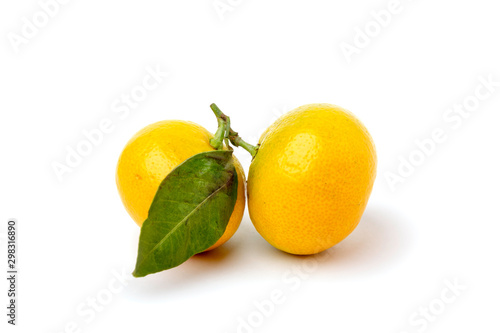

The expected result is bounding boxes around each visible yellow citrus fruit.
[116,120,245,251]
[247,104,377,255]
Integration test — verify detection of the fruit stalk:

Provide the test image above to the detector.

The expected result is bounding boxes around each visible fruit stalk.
[209,103,259,158]
[209,112,227,150]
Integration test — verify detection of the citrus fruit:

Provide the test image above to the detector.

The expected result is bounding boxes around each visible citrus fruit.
[116,120,245,251]
[247,103,377,255]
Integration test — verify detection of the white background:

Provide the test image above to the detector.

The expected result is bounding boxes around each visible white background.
[1,0,499,332]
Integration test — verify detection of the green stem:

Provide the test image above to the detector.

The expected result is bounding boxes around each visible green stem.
[209,114,226,150]
[229,132,258,158]
[210,103,226,120]
[210,103,259,158]
[224,116,232,150]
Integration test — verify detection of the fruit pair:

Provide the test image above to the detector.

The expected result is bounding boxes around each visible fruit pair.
[116,103,377,277]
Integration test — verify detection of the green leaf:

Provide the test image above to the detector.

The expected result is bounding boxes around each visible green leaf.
[133,150,238,277]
